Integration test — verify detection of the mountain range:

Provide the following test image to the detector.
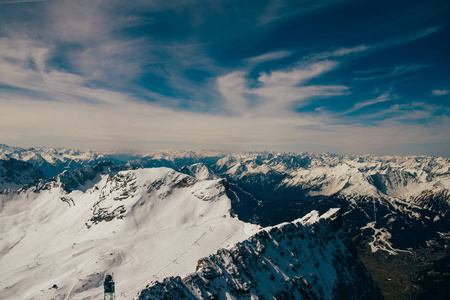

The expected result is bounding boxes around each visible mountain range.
[1,144,449,298]
[0,162,381,299]
[208,152,450,254]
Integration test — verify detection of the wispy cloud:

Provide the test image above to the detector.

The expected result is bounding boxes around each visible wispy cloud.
[258,61,337,87]
[245,51,291,64]
[432,89,450,96]
[217,71,249,115]
[305,45,369,61]
[344,90,396,115]
[217,60,347,116]
[47,1,150,84]
[375,26,441,49]
[355,102,443,124]
[354,64,428,81]
[258,0,340,25]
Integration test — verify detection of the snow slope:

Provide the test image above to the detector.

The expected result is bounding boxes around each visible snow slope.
[138,208,383,300]
[0,167,259,299]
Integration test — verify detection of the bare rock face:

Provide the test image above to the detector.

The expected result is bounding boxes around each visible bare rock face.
[138,209,383,300]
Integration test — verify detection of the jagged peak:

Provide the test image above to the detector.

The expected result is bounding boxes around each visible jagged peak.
[179,163,218,181]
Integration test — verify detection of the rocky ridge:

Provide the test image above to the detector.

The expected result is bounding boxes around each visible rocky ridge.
[138,208,383,300]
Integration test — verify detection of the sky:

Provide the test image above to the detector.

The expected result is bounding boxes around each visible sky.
[0,0,449,156]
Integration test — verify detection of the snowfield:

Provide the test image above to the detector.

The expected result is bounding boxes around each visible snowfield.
[0,168,259,299]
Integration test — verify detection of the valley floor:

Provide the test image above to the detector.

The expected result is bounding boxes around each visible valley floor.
[357,247,450,299]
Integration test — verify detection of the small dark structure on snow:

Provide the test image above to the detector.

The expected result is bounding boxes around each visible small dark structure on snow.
[104,274,115,300]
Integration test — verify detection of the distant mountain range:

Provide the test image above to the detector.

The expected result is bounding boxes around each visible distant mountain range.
[0,144,224,178]
[207,152,450,254]
[1,144,449,298]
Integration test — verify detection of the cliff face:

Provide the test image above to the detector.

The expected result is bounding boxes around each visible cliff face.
[139,209,383,300]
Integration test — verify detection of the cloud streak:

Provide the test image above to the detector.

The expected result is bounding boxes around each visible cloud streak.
[432,89,450,96]
[372,26,441,50]
[245,51,291,64]
[305,45,369,61]
[353,64,429,81]
[344,90,396,114]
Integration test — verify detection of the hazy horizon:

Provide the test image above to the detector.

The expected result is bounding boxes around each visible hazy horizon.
[3,142,450,159]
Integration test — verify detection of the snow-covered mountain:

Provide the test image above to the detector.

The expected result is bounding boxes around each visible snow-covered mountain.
[0,167,259,299]
[138,208,383,300]
[211,152,450,254]
[0,158,44,192]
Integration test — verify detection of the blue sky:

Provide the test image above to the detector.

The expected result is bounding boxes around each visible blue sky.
[0,0,449,156]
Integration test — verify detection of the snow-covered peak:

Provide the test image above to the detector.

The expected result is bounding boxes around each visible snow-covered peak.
[179,163,218,180]
[87,168,233,230]
[211,152,450,255]
[298,207,341,226]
